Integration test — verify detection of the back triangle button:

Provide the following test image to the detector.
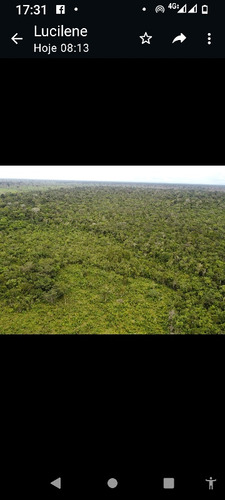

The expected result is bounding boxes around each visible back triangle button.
[50,478,61,490]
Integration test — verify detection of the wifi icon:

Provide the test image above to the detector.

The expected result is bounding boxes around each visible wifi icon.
[155,5,165,13]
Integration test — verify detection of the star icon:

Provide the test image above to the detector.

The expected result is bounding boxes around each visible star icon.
[139,32,152,44]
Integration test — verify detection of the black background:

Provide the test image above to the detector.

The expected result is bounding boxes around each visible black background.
[1,58,224,165]
[0,336,224,499]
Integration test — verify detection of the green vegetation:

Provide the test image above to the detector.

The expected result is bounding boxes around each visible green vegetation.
[0,180,225,334]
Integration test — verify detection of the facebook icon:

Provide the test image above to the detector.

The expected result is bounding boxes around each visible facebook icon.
[56,5,66,14]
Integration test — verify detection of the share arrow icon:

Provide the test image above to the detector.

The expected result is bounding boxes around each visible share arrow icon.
[172,33,187,44]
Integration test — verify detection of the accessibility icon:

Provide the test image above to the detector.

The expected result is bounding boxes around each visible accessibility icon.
[205,477,217,490]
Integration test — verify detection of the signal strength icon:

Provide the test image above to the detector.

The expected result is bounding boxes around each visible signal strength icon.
[177,3,187,13]
[188,4,197,13]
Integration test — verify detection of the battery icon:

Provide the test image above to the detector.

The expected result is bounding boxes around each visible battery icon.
[202,5,209,14]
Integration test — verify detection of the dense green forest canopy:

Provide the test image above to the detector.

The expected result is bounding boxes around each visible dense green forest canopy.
[0,180,225,334]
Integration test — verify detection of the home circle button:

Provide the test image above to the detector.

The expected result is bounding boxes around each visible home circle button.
[107,478,118,489]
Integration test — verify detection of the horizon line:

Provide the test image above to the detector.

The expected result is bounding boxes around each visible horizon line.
[0,178,225,186]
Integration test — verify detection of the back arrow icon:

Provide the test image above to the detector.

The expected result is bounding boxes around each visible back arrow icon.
[11,33,23,45]
[172,33,186,44]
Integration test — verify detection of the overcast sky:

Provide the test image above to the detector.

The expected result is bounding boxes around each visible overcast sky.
[0,166,225,184]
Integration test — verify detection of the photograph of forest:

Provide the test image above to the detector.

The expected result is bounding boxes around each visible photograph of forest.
[0,178,225,334]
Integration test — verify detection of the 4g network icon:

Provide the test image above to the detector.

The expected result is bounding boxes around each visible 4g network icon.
[56,5,66,14]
